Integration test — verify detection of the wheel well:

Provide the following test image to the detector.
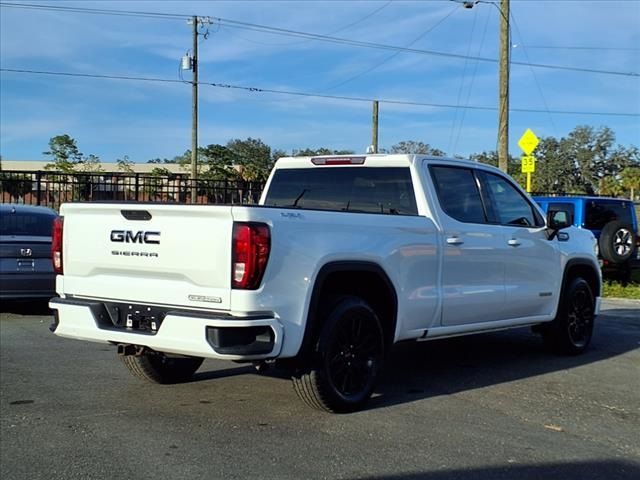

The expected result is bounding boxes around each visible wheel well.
[564,262,600,298]
[301,263,398,359]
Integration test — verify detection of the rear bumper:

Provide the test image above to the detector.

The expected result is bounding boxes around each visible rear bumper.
[0,272,55,300]
[49,297,284,361]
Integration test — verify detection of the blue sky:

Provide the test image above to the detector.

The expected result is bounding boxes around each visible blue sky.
[1,0,639,163]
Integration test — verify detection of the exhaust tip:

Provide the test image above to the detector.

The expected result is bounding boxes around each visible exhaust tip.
[117,344,137,356]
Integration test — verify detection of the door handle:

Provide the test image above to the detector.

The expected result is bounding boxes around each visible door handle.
[508,239,521,247]
[446,236,464,245]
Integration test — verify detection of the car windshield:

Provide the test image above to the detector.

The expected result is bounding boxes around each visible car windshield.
[0,211,56,237]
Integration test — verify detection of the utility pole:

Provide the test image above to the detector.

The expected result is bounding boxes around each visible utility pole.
[498,0,510,173]
[372,100,379,154]
[190,15,198,203]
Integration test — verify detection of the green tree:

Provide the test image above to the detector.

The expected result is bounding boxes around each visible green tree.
[561,126,635,194]
[598,176,625,197]
[524,126,637,195]
[291,147,355,156]
[530,137,578,194]
[271,149,288,163]
[150,167,173,176]
[142,167,173,200]
[621,166,640,200]
[116,155,134,173]
[44,134,83,172]
[227,138,273,182]
[200,144,238,180]
[469,151,525,186]
[76,154,104,173]
[389,140,445,156]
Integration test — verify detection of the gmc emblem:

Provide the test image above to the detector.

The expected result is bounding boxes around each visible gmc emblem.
[110,230,160,245]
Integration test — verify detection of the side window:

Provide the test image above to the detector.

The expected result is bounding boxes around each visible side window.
[482,172,541,227]
[430,166,486,224]
[548,202,575,226]
[585,201,633,230]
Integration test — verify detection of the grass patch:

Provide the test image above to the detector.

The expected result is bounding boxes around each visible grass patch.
[602,269,640,300]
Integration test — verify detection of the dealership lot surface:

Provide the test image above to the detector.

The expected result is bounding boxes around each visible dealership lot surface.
[1,299,638,480]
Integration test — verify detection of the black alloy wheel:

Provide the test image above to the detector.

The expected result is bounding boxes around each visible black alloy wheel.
[566,281,595,349]
[292,296,385,413]
[324,306,383,401]
[542,277,595,355]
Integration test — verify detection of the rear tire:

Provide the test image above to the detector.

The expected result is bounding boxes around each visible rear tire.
[599,220,636,264]
[542,277,595,355]
[120,351,204,384]
[292,296,385,413]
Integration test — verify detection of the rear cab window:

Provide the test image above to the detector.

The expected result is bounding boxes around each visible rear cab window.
[263,167,418,215]
[0,211,57,237]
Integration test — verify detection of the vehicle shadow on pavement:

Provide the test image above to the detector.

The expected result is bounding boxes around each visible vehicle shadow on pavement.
[365,307,639,411]
[188,307,639,403]
[0,300,53,316]
[348,460,640,480]
[191,365,258,382]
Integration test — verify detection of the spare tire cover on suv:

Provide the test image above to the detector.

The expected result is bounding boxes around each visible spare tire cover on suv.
[599,220,637,264]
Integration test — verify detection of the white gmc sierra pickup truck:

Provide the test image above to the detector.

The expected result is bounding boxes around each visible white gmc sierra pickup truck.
[50,154,601,412]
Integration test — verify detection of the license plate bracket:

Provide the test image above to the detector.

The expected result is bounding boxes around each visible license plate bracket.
[104,302,167,333]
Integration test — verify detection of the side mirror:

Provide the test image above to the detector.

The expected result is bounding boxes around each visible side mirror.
[547,209,571,240]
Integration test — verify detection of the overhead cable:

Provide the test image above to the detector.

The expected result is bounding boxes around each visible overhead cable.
[2,67,638,117]
[1,2,638,78]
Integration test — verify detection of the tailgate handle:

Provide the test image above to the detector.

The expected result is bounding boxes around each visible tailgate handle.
[121,210,152,221]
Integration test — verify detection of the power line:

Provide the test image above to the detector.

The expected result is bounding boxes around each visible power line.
[214,19,640,78]
[452,5,493,155]
[320,3,461,93]
[509,8,558,135]
[0,1,189,20]
[524,45,640,52]
[1,68,186,84]
[224,0,393,47]
[2,67,638,118]
[1,1,638,78]
[448,4,480,155]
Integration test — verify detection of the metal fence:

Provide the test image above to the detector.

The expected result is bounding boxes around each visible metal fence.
[0,171,265,210]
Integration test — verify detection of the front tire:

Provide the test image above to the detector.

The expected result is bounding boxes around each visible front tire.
[542,277,595,355]
[292,296,385,413]
[120,351,204,384]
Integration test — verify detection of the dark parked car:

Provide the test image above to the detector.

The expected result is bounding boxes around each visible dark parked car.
[0,204,58,300]
[534,196,639,281]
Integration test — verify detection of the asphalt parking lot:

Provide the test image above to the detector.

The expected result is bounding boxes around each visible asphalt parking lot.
[1,299,639,480]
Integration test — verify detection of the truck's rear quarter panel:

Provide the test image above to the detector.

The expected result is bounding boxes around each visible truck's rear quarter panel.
[231,205,440,356]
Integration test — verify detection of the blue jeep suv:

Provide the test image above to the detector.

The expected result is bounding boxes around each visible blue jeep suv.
[534,196,639,281]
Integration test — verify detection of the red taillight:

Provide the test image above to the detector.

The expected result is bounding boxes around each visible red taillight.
[52,217,64,274]
[232,222,270,290]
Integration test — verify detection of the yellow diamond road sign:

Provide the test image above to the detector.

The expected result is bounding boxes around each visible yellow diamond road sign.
[518,128,540,155]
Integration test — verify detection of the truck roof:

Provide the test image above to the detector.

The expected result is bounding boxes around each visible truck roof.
[274,154,497,171]
[533,195,633,203]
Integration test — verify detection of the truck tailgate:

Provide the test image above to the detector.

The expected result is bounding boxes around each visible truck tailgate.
[59,203,234,310]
